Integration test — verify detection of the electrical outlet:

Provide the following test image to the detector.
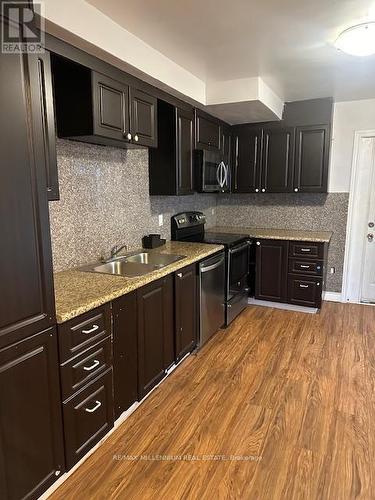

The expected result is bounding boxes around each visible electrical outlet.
[330,267,336,274]
[158,214,163,227]
[211,208,215,215]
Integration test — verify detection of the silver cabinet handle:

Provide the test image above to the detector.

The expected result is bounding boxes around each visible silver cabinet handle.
[299,284,309,288]
[126,133,132,140]
[300,264,310,269]
[301,248,311,252]
[177,272,183,278]
[82,324,99,334]
[134,134,139,142]
[85,400,102,413]
[83,359,100,371]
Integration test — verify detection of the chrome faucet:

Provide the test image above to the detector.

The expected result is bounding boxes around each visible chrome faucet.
[101,244,128,263]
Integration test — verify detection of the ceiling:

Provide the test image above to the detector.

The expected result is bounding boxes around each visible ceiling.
[86,0,375,103]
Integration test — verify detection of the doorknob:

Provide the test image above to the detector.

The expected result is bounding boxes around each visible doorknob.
[367,233,374,242]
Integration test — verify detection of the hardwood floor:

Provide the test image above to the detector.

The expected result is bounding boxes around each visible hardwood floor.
[51,302,375,500]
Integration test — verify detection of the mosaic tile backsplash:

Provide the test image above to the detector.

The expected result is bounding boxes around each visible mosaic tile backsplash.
[49,140,217,271]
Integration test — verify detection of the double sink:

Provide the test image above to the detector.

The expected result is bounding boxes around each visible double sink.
[80,251,186,278]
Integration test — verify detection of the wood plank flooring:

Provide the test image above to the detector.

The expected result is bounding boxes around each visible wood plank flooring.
[50,302,375,500]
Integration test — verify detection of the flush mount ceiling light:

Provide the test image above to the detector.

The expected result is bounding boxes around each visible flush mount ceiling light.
[335,22,375,56]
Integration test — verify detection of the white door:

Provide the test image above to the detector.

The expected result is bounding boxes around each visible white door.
[361,153,375,302]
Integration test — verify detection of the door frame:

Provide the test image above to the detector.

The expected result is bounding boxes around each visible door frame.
[342,129,375,303]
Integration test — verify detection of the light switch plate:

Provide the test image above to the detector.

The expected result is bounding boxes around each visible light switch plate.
[158,214,163,227]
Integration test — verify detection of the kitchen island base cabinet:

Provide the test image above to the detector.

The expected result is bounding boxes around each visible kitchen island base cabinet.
[113,292,138,419]
[0,328,65,500]
[137,276,174,398]
[175,265,197,361]
[255,240,288,302]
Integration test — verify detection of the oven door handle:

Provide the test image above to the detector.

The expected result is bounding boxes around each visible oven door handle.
[229,241,250,254]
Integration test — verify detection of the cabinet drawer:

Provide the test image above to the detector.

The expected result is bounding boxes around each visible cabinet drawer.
[288,258,323,276]
[63,369,114,470]
[287,275,322,308]
[60,336,112,401]
[58,305,111,362]
[289,241,324,259]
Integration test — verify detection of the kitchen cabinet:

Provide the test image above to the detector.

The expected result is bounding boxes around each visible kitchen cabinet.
[233,127,262,193]
[137,275,174,397]
[113,292,138,419]
[0,23,55,350]
[195,109,221,150]
[175,264,197,361]
[29,50,59,200]
[0,328,65,500]
[294,125,330,193]
[149,100,194,195]
[261,127,295,193]
[51,55,157,149]
[255,240,288,302]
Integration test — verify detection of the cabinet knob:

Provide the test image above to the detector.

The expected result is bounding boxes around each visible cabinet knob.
[55,470,61,477]
[134,134,139,142]
[255,188,259,193]
[261,188,266,193]
[125,133,132,140]
[256,241,261,246]
[294,188,299,192]
[177,272,183,278]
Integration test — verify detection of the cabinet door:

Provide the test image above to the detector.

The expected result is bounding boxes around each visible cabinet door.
[255,240,288,302]
[0,39,55,349]
[233,128,262,193]
[113,292,138,419]
[29,51,59,200]
[92,72,130,142]
[0,328,65,500]
[262,127,295,193]
[129,88,157,147]
[287,275,322,308]
[195,110,221,150]
[176,107,194,195]
[294,125,329,193]
[137,276,174,398]
[175,265,197,361]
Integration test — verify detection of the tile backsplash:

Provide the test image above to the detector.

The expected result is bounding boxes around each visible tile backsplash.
[49,140,217,271]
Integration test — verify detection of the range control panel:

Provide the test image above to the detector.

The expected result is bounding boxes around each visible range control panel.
[172,211,206,228]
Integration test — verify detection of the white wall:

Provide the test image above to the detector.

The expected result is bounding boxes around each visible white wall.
[329,98,375,192]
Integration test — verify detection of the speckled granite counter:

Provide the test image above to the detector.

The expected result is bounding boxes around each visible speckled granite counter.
[54,241,223,323]
[209,226,332,243]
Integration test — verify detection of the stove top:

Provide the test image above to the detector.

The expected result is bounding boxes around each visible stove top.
[203,232,250,248]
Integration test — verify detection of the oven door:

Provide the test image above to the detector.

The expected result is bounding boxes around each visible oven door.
[227,241,250,301]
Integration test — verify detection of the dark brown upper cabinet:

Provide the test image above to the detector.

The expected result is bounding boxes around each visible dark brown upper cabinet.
[29,50,59,200]
[0,328,65,500]
[232,127,262,193]
[112,292,138,420]
[51,55,157,149]
[0,36,56,350]
[261,127,295,193]
[137,276,174,398]
[255,239,288,302]
[294,125,330,193]
[175,265,197,361]
[149,100,194,195]
[195,109,221,150]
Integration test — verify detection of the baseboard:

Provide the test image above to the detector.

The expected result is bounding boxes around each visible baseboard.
[323,291,342,303]
[247,297,318,314]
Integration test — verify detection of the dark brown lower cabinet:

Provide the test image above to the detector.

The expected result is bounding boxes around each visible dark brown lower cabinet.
[113,292,138,419]
[175,264,197,361]
[255,240,288,302]
[0,328,65,500]
[137,276,174,398]
[287,275,323,308]
[62,369,114,470]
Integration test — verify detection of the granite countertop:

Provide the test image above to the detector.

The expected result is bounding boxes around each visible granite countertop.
[54,241,223,324]
[209,226,332,243]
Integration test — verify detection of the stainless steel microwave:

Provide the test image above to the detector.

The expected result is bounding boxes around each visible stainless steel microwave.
[195,150,230,193]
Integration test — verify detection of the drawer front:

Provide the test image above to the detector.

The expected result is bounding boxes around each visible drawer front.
[289,241,324,259]
[63,369,114,470]
[58,305,111,362]
[288,258,323,276]
[60,336,112,401]
[287,275,322,308]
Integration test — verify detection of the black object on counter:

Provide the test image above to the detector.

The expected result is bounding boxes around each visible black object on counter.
[142,234,166,249]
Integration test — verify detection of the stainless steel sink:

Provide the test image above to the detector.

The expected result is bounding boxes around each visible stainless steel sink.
[79,251,186,278]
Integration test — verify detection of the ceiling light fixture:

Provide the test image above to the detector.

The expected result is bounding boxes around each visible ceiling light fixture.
[335,22,375,56]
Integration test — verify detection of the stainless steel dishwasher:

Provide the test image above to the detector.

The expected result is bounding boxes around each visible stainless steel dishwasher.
[199,251,226,347]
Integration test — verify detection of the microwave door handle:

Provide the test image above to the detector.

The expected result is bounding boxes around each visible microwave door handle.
[223,163,228,189]
[219,162,225,188]
[216,163,221,188]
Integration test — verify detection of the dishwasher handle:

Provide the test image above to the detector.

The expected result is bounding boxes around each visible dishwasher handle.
[200,254,225,273]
